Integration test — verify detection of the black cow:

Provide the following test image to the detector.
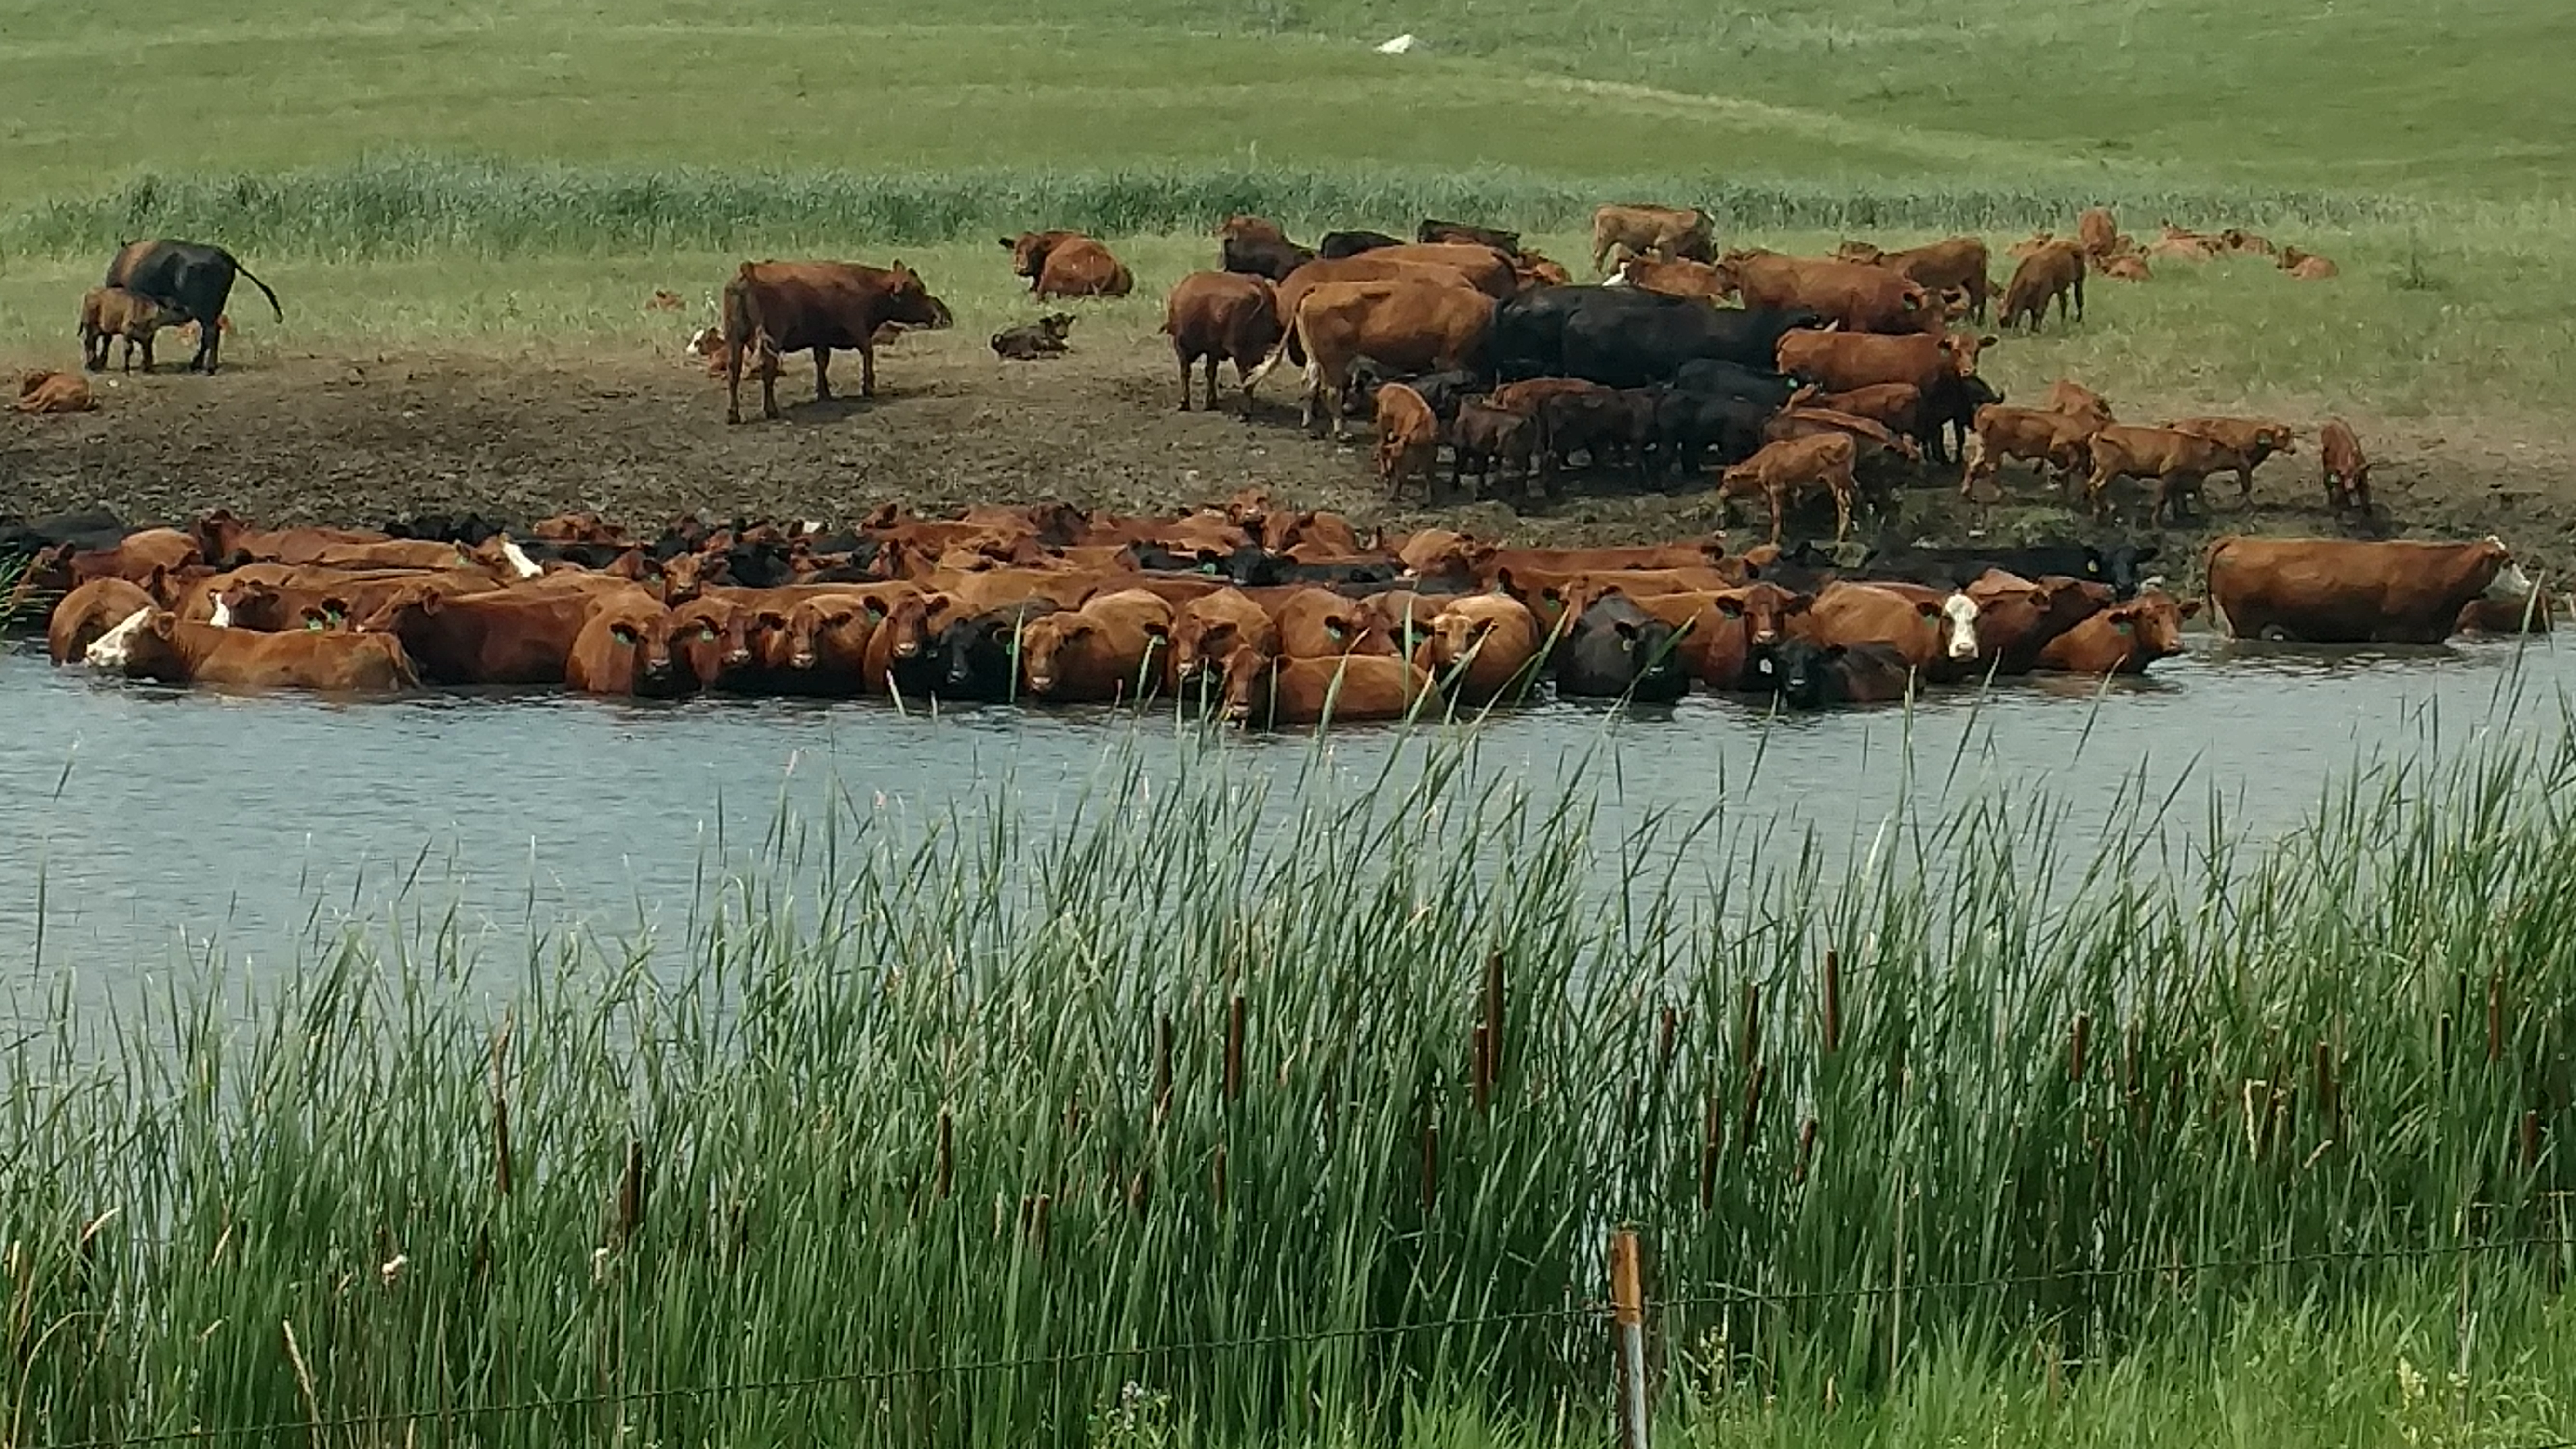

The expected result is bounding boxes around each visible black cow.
[1449,402,1536,497]
[1221,235,1316,282]
[1919,372,2003,466]
[1537,388,1659,485]
[103,240,283,373]
[1223,547,1399,590]
[936,599,1067,702]
[1130,543,1230,575]
[1855,542,2161,598]
[1490,288,1817,385]
[1317,229,1404,259]
[1741,539,1845,594]
[1,508,130,562]
[1418,219,1521,253]
[1652,390,1773,477]
[1671,358,1802,412]
[1341,359,1487,421]
[1555,594,1688,702]
[1758,639,1914,708]
[383,512,508,547]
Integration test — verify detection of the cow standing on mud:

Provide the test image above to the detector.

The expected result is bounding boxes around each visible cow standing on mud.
[720,260,954,423]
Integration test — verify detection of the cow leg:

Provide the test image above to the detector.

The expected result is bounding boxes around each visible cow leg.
[1204,357,1222,412]
[2237,465,2256,503]
[809,348,834,403]
[1765,487,1785,546]
[1831,475,1854,543]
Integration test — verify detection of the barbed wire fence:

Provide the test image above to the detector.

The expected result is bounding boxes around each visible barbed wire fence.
[22,1231,2576,1449]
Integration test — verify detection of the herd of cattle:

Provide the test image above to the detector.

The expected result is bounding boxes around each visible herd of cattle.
[0,496,2547,723]
[666,203,2371,537]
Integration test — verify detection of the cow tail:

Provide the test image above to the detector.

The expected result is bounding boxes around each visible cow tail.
[721,264,764,354]
[2199,536,2236,636]
[1242,299,1302,395]
[228,255,286,321]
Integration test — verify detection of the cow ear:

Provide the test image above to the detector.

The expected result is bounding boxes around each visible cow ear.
[417,590,446,616]
[997,238,1014,250]
[1914,600,1941,619]
[1979,335,1999,348]
[757,610,789,630]
[148,611,178,638]
[1825,643,1848,659]
[2179,599,2204,619]
[1141,621,1171,643]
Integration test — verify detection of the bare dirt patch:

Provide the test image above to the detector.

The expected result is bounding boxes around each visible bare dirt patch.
[7,330,2571,582]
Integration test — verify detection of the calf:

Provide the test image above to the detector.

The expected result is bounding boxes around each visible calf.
[1554,594,1689,701]
[15,371,94,414]
[1717,433,1859,544]
[1372,383,1444,498]
[990,313,1074,360]
[1652,389,1772,478]
[101,239,284,373]
[48,578,157,664]
[2083,425,2251,524]
[2319,418,2372,514]
[2100,255,2152,282]
[2279,247,2339,280]
[1762,638,1914,708]
[79,287,189,372]
[1960,403,2101,499]
[1997,241,2086,332]
[1449,401,1537,497]
[89,609,416,690]
[1414,594,1543,704]
[2168,416,2297,500]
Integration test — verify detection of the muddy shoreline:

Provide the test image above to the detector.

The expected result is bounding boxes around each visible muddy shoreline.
[7,335,2570,586]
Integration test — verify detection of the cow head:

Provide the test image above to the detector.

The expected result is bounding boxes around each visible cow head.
[584,600,686,697]
[1017,614,1087,696]
[1939,332,1999,377]
[882,262,955,331]
[1003,232,1072,279]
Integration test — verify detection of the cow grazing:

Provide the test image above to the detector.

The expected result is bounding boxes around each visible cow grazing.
[78,287,189,373]
[2456,594,2554,637]
[2168,417,2298,500]
[720,260,953,423]
[1002,231,1135,299]
[2319,418,2372,514]
[1591,204,1717,271]
[2279,247,2339,280]
[1217,646,1436,727]
[100,240,282,373]
[2203,536,2532,644]
[1019,590,1175,702]
[1997,241,2086,332]
[1415,594,1543,704]
[991,313,1074,360]
[1162,271,1283,413]
[2034,591,2196,674]
[88,609,416,690]
[1717,433,1860,544]
[1833,236,1993,321]
[1260,278,1494,439]
[2083,425,2251,524]
[48,577,158,664]
[1372,383,1444,498]
[1720,251,1946,334]
[15,371,94,414]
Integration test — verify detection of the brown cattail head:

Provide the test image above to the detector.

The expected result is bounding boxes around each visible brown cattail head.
[2069,1013,2092,1082]
[1224,995,1246,1104]
[1822,950,1841,1054]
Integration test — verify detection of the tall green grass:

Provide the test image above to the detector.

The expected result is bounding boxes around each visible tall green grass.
[0,158,2476,263]
[4,727,2572,1449]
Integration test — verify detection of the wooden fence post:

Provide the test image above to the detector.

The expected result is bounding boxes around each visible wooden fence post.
[1610,1226,1648,1449]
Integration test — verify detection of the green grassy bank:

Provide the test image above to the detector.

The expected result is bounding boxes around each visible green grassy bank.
[8,731,2574,1448]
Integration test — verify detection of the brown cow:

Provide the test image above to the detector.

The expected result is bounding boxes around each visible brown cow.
[1721,251,1946,334]
[2219,228,2277,256]
[990,312,1074,360]
[1372,382,1443,498]
[1961,570,2114,674]
[1959,404,2103,499]
[1775,330,1990,394]
[1717,433,1859,544]
[2145,224,2224,262]
[1270,587,1393,659]
[2006,231,2057,260]
[352,584,614,685]
[1002,231,1134,299]
[1832,236,1993,321]
[1217,646,1436,727]
[2319,418,2372,514]
[2455,594,2555,637]
[2168,416,2298,500]
[2041,378,2115,429]
[79,287,189,372]
[1449,400,1537,497]
[2279,247,2339,280]
[1793,580,1981,676]
[48,578,157,664]
[1590,204,1717,270]
[2100,255,2153,282]
[1014,590,1174,702]
[1163,271,1282,413]
[1357,243,1520,298]
[566,596,691,696]
[1219,215,1289,245]
[15,371,94,414]
[720,259,954,424]
[1266,255,1482,341]
[1170,589,1280,689]
[1261,278,1494,438]
[1414,594,1543,705]
[2034,590,2196,673]
[86,609,417,690]
[201,565,495,631]
[2077,207,2118,260]
[1606,256,1730,300]
[1997,241,2085,332]
[1806,382,1925,439]
[2083,425,2251,524]
[2203,536,2533,644]
[1765,407,1921,466]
